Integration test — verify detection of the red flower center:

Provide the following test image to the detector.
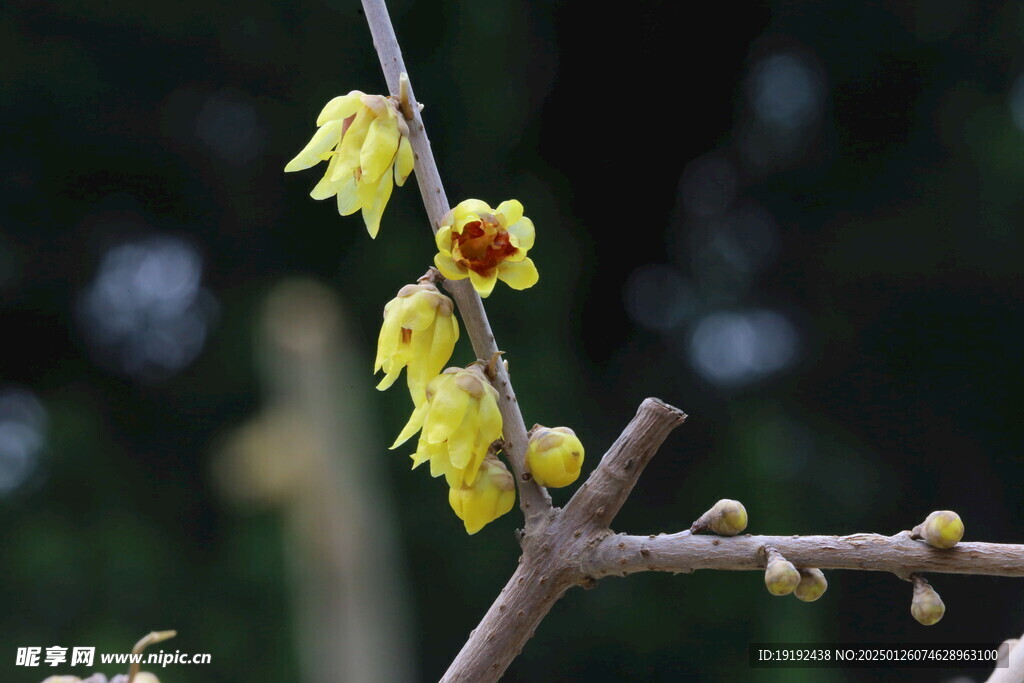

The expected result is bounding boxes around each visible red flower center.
[453,215,518,275]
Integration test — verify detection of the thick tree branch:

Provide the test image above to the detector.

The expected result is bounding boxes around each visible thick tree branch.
[360,0,550,523]
[580,532,1024,580]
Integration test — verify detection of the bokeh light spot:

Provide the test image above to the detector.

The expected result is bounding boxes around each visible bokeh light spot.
[688,309,799,387]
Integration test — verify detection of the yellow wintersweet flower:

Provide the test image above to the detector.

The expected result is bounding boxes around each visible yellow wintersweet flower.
[434,199,538,297]
[284,91,415,238]
[449,454,516,534]
[391,364,502,489]
[374,282,459,407]
[525,426,584,488]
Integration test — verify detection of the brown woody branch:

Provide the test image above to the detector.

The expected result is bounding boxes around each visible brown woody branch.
[580,532,1024,580]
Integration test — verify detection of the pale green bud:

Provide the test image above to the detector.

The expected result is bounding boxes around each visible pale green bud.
[914,510,964,549]
[911,578,945,625]
[794,568,828,602]
[765,557,801,596]
[691,499,748,536]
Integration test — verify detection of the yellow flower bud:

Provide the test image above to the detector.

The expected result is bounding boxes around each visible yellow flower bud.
[392,364,502,489]
[794,568,828,602]
[449,455,516,534]
[691,499,748,536]
[284,91,414,238]
[434,199,539,298]
[525,426,584,488]
[374,282,459,407]
[914,510,964,549]
[911,577,945,625]
[765,557,801,596]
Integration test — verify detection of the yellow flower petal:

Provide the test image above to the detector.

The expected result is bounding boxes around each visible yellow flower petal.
[309,154,342,200]
[494,199,523,226]
[497,258,539,290]
[435,225,453,253]
[284,119,345,172]
[434,251,466,281]
[330,107,373,181]
[360,115,400,184]
[391,402,428,449]
[373,299,404,373]
[446,410,479,470]
[427,441,455,480]
[422,383,470,443]
[450,199,492,225]
[316,91,365,126]
[506,217,535,251]
[335,175,360,215]
[359,168,394,239]
[468,268,499,298]
[394,136,414,187]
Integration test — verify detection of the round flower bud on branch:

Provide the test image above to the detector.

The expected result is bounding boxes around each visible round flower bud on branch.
[764,547,800,596]
[690,499,748,536]
[794,568,828,602]
[911,510,964,549]
[910,575,945,625]
[525,426,584,488]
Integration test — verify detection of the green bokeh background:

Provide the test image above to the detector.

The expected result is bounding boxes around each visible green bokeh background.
[2,0,1023,681]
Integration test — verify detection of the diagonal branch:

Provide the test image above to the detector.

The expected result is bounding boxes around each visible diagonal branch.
[361,0,551,523]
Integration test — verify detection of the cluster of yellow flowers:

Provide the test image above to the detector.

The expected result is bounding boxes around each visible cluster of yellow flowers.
[286,93,580,533]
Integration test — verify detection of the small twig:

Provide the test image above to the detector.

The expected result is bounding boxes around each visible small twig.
[563,398,686,529]
[127,630,176,683]
[360,0,551,524]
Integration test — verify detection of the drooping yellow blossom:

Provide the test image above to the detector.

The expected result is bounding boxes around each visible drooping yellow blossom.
[374,282,459,407]
[434,199,538,297]
[284,91,415,238]
[448,454,516,534]
[525,426,584,488]
[391,364,502,489]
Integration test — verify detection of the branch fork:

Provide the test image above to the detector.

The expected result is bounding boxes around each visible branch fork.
[355,1,1024,680]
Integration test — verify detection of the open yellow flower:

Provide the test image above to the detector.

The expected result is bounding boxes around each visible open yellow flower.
[391,364,502,489]
[434,199,538,297]
[374,282,459,407]
[284,91,415,238]
[448,454,515,534]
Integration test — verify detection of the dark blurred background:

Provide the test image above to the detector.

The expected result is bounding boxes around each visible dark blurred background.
[2,0,1023,681]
